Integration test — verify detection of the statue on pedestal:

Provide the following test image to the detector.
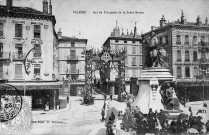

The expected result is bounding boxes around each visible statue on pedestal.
[145,36,168,68]
[160,82,180,110]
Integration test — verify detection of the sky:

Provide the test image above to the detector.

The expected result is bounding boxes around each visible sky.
[0,0,209,49]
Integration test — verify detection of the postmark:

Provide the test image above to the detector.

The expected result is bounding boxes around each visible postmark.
[0,84,23,122]
[1,96,32,133]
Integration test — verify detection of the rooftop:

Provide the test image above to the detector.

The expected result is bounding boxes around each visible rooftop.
[0,5,56,24]
[58,36,88,43]
[142,12,209,37]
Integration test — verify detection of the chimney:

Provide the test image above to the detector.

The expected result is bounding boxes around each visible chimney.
[7,0,13,11]
[196,15,201,25]
[134,22,137,38]
[205,17,208,25]
[160,15,166,27]
[181,10,184,24]
[43,0,48,14]
[57,28,62,39]
[49,0,52,15]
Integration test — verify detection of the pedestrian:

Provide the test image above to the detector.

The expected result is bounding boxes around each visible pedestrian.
[104,94,107,101]
[189,107,193,116]
[45,102,49,111]
[101,109,105,122]
[110,93,112,101]
[103,101,106,110]
[109,112,115,122]
[67,96,69,103]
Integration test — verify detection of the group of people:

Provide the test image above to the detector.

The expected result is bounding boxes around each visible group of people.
[121,105,209,134]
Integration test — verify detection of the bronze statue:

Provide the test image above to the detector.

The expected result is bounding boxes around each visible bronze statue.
[145,36,168,68]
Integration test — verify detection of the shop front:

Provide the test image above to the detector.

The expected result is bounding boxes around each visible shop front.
[7,81,62,110]
[177,81,209,102]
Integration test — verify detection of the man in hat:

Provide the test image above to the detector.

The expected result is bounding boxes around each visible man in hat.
[101,109,105,122]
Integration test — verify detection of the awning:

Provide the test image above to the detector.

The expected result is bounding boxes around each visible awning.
[6,81,63,90]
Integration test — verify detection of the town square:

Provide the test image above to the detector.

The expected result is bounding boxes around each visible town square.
[0,0,209,134]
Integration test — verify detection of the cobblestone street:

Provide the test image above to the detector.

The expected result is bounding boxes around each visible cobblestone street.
[30,96,125,135]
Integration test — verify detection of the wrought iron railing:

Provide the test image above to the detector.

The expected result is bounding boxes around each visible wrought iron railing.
[67,56,79,61]
[0,52,10,59]
[12,52,26,60]
[66,69,79,74]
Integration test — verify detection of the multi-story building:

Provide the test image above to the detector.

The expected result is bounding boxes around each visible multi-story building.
[57,29,87,96]
[142,11,209,101]
[0,0,62,110]
[103,22,142,94]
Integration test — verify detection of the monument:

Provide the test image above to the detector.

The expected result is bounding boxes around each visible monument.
[132,35,190,118]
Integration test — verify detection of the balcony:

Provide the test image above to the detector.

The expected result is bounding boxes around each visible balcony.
[198,41,209,46]
[0,52,10,60]
[66,69,79,75]
[176,41,181,45]
[12,52,26,61]
[66,56,79,62]
[199,58,209,64]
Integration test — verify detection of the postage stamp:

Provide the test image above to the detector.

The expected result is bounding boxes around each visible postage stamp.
[0,96,32,133]
[0,84,32,133]
[0,84,23,122]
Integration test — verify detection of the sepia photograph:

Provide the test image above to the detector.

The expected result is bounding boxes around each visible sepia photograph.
[0,0,209,134]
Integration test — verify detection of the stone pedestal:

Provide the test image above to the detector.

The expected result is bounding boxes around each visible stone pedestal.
[132,67,190,117]
[132,68,174,114]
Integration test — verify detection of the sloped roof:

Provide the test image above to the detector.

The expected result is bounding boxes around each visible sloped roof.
[0,5,56,25]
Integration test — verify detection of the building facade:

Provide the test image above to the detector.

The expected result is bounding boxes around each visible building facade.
[103,22,142,94]
[0,0,62,110]
[57,29,87,96]
[142,12,209,101]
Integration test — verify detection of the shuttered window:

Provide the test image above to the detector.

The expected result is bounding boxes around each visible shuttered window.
[132,46,136,54]
[71,42,75,47]
[132,57,136,66]
[185,35,189,45]
[193,36,197,44]
[0,62,3,78]
[70,64,76,73]
[177,67,182,78]
[34,44,41,57]
[201,51,206,59]
[15,24,22,38]
[15,64,22,78]
[177,50,181,61]
[193,67,198,77]
[193,51,197,61]
[185,50,190,61]
[34,25,41,38]
[185,67,190,78]
[0,23,3,37]
[70,50,76,58]
[176,35,181,44]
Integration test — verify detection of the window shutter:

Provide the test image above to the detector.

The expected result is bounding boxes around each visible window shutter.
[70,50,76,58]
[15,64,22,78]
[0,62,3,78]
[70,64,76,73]
[0,23,3,37]
[15,24,22,38]
[34,25,41,38]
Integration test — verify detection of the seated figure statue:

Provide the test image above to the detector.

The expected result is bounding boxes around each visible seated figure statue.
[160,83,180,110]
